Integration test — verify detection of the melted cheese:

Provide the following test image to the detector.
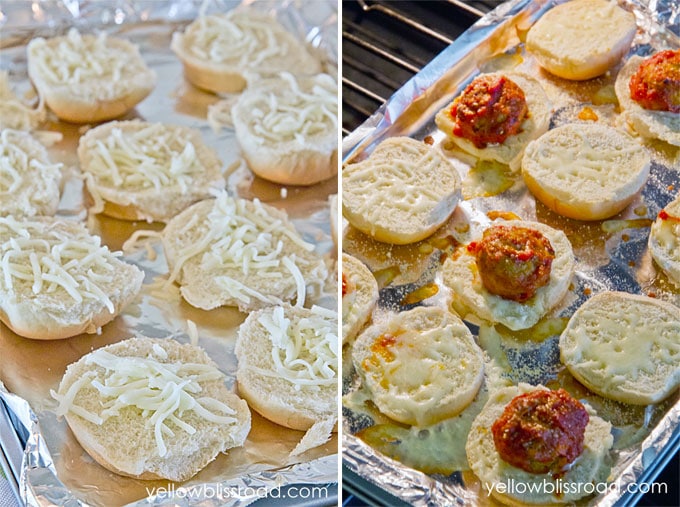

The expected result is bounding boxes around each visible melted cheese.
[239,73,337,144]
[256,305,338,390]
[51,345,237,458]
[343,139,456,226]
[167,191,316,305]
[85,124,201,191]
[0,217,119,311]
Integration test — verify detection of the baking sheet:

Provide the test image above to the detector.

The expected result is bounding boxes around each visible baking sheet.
[341,0,680,505]
[0,1,339,506]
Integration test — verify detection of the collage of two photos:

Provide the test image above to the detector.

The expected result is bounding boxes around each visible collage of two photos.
[0,0,679,506]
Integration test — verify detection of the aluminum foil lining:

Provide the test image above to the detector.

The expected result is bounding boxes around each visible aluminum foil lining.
[0,1,338,506]
[341,0,680,505]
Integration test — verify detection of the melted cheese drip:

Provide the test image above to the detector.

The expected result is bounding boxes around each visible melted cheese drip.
[52,345,237,457]
[187,13,290,66]
[0,129,61,194]
[0,217,120,312]
[85,124,200,191]
[30,29,129,85]
[244,73,337,144]
[168,191,316,306]
[256,305,338,390]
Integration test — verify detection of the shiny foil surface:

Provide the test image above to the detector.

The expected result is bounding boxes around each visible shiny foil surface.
[342,0,679,505]
[0,1,338,506]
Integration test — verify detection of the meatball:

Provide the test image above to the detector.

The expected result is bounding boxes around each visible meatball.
[492,389,589,475]
[471,225,555,302]
[629,49,680,113]
[451,74,529,148]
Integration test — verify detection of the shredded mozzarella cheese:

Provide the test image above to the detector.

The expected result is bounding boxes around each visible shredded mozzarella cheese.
[51,345,237,458]
[0,129,61,195]
[239,73,337,145]
[84,123,201,191]
[0,71,45,130]
[0,217,120,312]
[167,192,317,305]
[256,305,338,390]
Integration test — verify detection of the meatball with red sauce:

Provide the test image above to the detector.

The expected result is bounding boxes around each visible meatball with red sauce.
[629,49,680,113]
[451,74,529,148]
[470,225,555,302]
[492,389,589,475]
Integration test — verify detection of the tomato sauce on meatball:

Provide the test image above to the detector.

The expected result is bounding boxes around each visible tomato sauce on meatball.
[492,389,589,475]
[469,225,555,302]
[629,49,680,113]
[451,74,529,148]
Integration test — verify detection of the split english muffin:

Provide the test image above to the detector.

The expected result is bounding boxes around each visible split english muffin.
[161,191,329,312]
[442,220,575,331]
[27,28,155,123]
[236,304,338,431]
[352,306,484,427]
[521,123,650,221]
[526,0,636,81]
[171,10,322,94]
[341,253,379,345]
[0,129,62,218]
[342,136,461,245]
[649,193,680,287]
[615,51,680,147]
[435,72,551,170]
[52,337,251,481]
[559,291,680,405]
[466,383,613,505]
[77,120,224,222]
[0,216,143,340]
[231,72,338,186]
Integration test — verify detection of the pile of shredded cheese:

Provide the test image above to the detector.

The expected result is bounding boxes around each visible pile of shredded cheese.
[168,191,321,307]
[256,305,338,390]
[0,217,120,311]
[186,12,290,66]
[0,129,61,195]
[29,28,132,86]
[84,123,201,191]
[52,344,238,457]
[241,73,337,145]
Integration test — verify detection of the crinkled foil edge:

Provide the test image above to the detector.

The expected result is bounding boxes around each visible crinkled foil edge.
[341,0,680,506]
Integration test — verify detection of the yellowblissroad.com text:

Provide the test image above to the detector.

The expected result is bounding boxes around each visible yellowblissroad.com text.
[484,478,668,497]
[145,483,331,502]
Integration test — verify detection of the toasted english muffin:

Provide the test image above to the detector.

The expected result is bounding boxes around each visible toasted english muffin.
[236,304,338,431]
[352,306,484,427]
[434,73,551,169]
[615,55,680,146]
[232,73,337,186]
[342,136,461,245]
[78,120,224,222]
[27,28,155,123]
[466,383,613,505]
[0,129,61,218]
[442,220,575,331]
[171,10,322,94]
[559,291,680,405]
[649,194,680,287]
[521,123,650,220]
[0,216,143,340]
[342,253,379,344]
[161,191,329,312]
[526,0,636,81]
[53,337,251,481]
